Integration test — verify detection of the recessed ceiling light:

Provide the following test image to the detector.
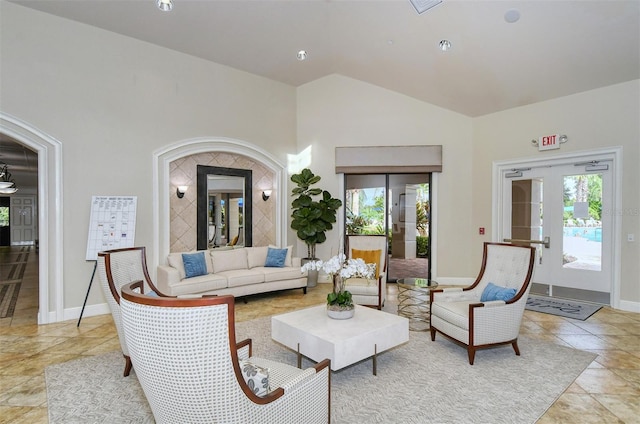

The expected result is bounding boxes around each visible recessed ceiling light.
[439,40,451,52]
[297,50,307,61]
[157,0,173,12]
[504,9,520,23]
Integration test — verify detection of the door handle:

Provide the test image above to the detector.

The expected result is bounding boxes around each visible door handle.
[503,236,550,248]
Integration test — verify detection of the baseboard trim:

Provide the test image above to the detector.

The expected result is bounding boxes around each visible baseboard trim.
[63,303,110,322]
[618,299,640,313]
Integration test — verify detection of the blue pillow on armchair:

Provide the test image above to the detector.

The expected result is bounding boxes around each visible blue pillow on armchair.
[264,247,288,268]
[480,282,517,302]
[182,252,208,278]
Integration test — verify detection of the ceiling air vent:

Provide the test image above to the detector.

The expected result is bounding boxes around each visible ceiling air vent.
[409,0,443,15]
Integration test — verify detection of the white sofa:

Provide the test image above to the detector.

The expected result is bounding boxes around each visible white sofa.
[157,246,307,297]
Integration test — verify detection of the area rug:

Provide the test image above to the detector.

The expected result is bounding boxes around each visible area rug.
[526,294,603,320]
[0,282,21,318]
[46,315,596,424]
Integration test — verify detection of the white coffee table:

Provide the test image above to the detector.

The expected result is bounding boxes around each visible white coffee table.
[271,304,409,375]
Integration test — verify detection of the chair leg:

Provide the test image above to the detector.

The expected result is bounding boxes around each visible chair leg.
[468,348,476,365]
[123,355,133,377]
[512,340,521,356]
[430,326,436,341]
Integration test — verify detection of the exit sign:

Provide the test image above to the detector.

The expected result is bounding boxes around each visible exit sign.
[538,134,560,151]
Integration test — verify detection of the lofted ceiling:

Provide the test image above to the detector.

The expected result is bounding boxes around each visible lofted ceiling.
[2,0,640,194]
[7,0,640,118]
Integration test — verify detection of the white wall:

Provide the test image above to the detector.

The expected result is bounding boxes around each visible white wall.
[0,2,297,314]
[473,80,640,306]
[296,75,474,277]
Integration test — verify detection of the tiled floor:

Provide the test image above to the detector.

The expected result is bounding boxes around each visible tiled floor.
[0,246,639,423]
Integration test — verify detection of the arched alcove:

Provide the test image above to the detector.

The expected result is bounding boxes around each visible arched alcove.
[0,112,63,324]
[153,137,287,273]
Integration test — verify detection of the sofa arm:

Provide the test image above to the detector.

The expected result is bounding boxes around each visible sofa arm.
[157,265,181,294]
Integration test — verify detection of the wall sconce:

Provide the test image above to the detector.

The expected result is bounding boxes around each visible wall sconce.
[176,185,188,199]
[262,190,272,201]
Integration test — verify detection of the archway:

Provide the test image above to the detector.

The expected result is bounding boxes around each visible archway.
[0,112,63,324]
[153,137,287,273]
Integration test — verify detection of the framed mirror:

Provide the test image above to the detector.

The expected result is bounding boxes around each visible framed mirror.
[197,165,252,250]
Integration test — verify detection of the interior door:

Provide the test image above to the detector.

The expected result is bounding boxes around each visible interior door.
[502,161,612,303]
[10,196,37,246]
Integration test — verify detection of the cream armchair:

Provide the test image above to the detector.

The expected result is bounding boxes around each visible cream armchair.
[345,235,388,310]
[120,282,331,423]
[96,246,165,377]
[429,242,535,364]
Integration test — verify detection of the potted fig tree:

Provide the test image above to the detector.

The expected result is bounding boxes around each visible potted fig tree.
[290,168,342,286]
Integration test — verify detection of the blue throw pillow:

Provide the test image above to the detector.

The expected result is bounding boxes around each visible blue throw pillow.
[480,282,517,302]
[182,252,208,278]
[264,247,288,268]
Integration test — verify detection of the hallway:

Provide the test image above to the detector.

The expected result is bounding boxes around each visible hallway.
[0,246,38,327]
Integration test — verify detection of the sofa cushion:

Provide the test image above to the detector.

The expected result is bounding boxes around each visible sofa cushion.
[219,269,265,288]
[265,247,288,267]
[351,248,381,279]
[182,252,208,278]
[167,250,213,280]
[480,282,517,302]
[211,248,248,273]
[239,359,270,397]
[246,246,269,269]
[261,266,304,283]
[269,245,292,267]
[170,274,228,296]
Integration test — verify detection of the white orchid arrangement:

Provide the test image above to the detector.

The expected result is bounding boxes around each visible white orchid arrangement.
[301,253,375,281]
[302,253,376,308]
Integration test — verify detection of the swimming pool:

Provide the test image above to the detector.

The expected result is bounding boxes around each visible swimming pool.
[563,227,602,242]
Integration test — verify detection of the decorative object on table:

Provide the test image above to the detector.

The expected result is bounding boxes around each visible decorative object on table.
[290,168,342,288]
[302,253,376,319]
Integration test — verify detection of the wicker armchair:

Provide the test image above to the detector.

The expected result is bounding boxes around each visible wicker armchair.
[344,235,388,310]
[96,246,165,377]
[429,242,535,364]
[120,282,331,424]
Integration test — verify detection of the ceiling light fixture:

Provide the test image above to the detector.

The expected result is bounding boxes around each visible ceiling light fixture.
[297,50,307,61]
[0,163,18,194]
[439,39,451,52]
[157,0,173,12]
[409,0,443,15]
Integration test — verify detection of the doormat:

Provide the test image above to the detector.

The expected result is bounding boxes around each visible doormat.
[526,294,602,320]
[0,282,21,318]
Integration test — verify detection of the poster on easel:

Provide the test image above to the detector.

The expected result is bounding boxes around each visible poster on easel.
[85,196,137,261]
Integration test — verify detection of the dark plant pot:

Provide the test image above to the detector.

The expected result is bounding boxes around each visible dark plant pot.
[301,257,319,287]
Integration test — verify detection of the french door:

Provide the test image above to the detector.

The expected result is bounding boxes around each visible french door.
[344,173,431,281]
[501,161,612,303]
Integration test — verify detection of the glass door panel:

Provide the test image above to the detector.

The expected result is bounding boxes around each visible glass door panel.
[345,174,386,236]
[562,173,603,271]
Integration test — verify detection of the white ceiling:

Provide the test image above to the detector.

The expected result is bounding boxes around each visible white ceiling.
[8,0,640,118]
[2,0,639,193]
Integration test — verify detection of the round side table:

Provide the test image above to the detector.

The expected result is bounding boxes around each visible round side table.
[396,278,438,332]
